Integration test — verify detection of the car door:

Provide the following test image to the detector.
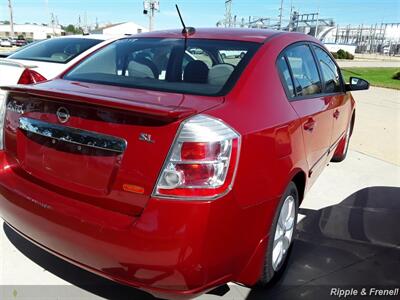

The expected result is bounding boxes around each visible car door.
[278,43,334,179]
[312,45,351,148]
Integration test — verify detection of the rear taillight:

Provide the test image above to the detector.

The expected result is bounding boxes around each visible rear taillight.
[18,68,47,84]
[0,92,6,150]
[153,115,241,200]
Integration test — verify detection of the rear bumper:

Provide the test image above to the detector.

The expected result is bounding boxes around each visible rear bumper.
[0,151,274,299]
[3,223,229,300]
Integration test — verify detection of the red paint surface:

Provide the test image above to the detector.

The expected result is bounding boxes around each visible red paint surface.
[0,29,355,299]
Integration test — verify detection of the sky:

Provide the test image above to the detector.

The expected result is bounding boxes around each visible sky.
[0,0,399,29]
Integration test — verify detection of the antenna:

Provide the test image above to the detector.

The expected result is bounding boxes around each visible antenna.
[175,4,195,36]
[175,4,186,30]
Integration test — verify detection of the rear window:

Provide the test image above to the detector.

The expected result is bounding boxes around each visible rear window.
[9,38,103,63]
[64,38,260,96]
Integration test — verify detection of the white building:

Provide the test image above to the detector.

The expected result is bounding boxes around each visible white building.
[91,22,148,36]
[324,43,357,55]
[0,24,64,40]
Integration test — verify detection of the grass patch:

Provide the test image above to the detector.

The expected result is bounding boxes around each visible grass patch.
[341,67,400,90]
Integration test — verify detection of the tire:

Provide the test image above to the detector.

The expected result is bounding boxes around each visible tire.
[331,119,352,162]
[257,182,299,286]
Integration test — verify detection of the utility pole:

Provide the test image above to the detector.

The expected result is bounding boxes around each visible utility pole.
[278,0,284,30]
[225,0,232,28]
[84,11,88,34]
[288,1,294,31]
[143,0,160,31]
[8,0,15,38]
[51,13,56,36]
[314,0,320,38]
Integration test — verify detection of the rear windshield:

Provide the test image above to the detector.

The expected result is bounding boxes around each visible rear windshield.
[9,38,103,63]
[64,38,260,96]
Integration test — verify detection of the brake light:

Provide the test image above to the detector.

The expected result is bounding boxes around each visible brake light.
[18,68,47,84]
[153,115,241,199]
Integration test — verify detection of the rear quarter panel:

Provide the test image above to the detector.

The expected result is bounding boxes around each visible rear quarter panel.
[208,33,317,209]
[0,62,25,86]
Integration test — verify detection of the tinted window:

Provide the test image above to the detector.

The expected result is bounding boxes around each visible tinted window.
[219,50,248,66]
[277,56,295,98]
[9,38,103,63]
[64,38,260,96]
[313,46,342,93]
[285,44,322,97]
[186,47,213,68]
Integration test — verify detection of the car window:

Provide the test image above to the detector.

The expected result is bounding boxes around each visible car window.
[277,56,295,98]
[9,38,103,63]
[219,50,248,66]
[313,46,342,93]
[187,47,213,68]
[285,44,322,97]
[64,38,260,96]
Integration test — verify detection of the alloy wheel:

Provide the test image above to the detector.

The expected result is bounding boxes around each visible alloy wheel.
[272,195,296,271]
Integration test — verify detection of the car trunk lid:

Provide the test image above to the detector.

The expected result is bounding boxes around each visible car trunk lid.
[2,80,223,216]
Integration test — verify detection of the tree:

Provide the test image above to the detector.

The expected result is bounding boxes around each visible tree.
[64,24,83,34]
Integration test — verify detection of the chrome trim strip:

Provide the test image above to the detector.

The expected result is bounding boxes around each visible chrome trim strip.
[19,117,127,154]
[308,131,346,177]
[329,131,346,154]
[169,158,229,164]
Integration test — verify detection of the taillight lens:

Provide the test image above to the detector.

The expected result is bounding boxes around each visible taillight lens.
[153,115,241,200]
[0,92,7,150]
[18,68,47,84]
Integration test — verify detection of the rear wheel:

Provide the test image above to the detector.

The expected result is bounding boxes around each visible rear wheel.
[258,182,299,286]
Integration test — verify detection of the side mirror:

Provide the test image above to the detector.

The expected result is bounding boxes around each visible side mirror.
[345,77,370,91]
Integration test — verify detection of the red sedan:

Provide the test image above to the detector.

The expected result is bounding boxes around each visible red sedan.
[0,28,368,299]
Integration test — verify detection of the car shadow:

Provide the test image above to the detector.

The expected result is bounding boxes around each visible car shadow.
[245,186,400,300]
[3,186,400,300]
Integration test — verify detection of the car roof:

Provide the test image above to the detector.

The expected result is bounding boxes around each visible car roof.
[52,34,115,41]
[128,28,281,43]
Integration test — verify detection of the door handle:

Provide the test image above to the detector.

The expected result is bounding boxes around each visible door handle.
[333,109,340,119]
[303,118,316,131]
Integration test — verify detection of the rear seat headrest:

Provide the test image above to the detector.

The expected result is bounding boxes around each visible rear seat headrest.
[184,60,209,83]
[127,60,155,79]
[208,64,235,86]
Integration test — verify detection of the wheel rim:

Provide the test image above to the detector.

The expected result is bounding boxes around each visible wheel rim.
[272,195,296,271]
